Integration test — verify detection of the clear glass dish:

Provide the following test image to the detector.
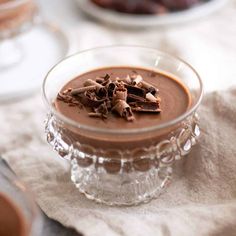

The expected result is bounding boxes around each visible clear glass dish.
[0,159,42,236]
[43,46,203,206]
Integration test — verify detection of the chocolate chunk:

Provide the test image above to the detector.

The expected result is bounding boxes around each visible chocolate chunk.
[125,84,146,97]
[146,92,161,103]
[141,81,159,96]
[130,101,161,113]
[127,94,146,103]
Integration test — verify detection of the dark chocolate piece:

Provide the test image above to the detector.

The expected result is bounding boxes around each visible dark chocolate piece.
[141,80,159,96]
[130,101,161,113]
[125,84,146,97]
[127,94,146,103]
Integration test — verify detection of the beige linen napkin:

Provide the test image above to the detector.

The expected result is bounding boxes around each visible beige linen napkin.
[1,88,236,236]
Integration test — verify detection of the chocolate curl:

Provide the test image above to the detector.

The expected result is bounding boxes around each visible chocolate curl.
[84,79,107,98]
[117,75,132,84]
[125,84,146,98]
[131,75,143,86]
[102,74,110,81]
[113,84,128,103]
[71,85,96,96]
[95,78,104,84]
[130,101,161,113]
[84,79,104,90]
[146,92,161,103]
[127,94,146,103]
[112,100,135,121]
[107,82,116,97]
[94,102,109,116]
[80,91,107,107]
[141,81,159,95]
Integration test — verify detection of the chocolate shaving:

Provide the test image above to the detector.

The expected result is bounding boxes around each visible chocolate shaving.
[127,94,146,103]
[96,87,107,98]
[141,81,159,96]
[94,102,109,116]
[79,91,107,107]
[57,72,161,122]
[88,112,107,119]
[117,75,132,84]
[57,91,83,108]
[131,75,143,86]
[71,85,96,95]
[125,84,146,97]
[99,74,111,86]
[130,101,161,113]
[113,83,127,102]
[84,79,103,88]
[146,92,161,103]
[95,78,104,84]
[102,73,110,81]
[107,82,116,97]
[112,100,135,121]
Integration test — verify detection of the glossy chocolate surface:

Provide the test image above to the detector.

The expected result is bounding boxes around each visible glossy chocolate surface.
[55,67,190,130]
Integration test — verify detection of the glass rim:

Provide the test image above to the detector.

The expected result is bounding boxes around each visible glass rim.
[42,45,204,135]
[0,0,29,11]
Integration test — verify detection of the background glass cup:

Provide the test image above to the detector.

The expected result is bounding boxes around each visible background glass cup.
[0,159,42,236]
[43,46,203,206]
[0,0,36,68]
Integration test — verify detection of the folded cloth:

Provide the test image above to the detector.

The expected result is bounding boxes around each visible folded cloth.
[0,88,236,236]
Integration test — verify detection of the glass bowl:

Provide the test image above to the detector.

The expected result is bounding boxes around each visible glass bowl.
[43,46,203,206]
[0,159,42,236]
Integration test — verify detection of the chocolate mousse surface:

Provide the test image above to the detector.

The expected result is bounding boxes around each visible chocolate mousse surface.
[0,193,28,236]
[55,67,191,130]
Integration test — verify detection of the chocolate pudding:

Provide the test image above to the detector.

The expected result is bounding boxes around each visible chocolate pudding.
[0,0,35,34]
[0,192,28,236]
[54,67,191,153]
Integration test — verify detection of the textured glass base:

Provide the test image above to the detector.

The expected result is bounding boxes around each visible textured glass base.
[71,158,172,206]
[45,112,200,206]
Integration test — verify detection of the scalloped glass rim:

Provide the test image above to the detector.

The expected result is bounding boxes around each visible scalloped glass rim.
[42,45,204,134]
